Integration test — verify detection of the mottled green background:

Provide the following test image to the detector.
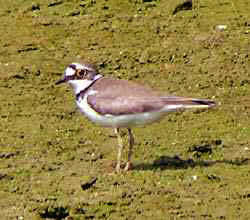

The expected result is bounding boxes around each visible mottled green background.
[0,0,249,219]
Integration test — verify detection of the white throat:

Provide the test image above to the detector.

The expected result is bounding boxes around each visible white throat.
[68,74,103,94]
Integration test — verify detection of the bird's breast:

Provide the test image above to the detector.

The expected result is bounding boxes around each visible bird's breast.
[76,95,167,128]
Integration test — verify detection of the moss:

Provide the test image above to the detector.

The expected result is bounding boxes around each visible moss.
[0,0,250,219]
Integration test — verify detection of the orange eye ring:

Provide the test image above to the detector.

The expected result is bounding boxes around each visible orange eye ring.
[76,69,81,77]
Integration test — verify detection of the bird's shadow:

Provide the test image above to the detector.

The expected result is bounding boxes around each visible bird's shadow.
[133,155,250,171]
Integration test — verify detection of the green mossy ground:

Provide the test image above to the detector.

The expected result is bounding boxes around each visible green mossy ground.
[0,0,249,219]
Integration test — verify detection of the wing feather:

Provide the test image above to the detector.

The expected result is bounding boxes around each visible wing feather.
[86,77,215,115]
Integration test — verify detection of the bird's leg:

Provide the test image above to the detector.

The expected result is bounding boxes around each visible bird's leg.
[114,128,123,173]
[124,128,134,171]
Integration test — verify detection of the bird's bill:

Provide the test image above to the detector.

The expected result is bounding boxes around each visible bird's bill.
[55,77,67,85]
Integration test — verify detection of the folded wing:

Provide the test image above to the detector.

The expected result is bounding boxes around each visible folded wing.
[87,77,215,116]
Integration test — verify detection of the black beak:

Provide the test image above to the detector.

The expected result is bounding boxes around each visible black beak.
[55,77,66,85]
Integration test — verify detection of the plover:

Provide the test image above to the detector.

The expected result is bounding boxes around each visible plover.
[56,62,215,172]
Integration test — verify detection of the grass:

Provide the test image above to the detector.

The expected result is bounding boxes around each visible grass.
[0,0,250,219]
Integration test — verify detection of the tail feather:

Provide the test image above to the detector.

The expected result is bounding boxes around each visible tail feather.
[189,98,216,108]
[161,96,216,111]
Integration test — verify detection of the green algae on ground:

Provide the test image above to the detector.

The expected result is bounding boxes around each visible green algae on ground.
[0,0,250,219]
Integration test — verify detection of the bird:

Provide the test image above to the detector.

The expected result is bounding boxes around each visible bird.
[56,62,216,172]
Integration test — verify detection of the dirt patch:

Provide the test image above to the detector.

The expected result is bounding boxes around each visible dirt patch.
[0,0,249,219]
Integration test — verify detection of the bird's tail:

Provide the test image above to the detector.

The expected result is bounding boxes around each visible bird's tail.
[161,96,216,111]
[182,98,216,109]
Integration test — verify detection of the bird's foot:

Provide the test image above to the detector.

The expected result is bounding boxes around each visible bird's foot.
[115,163,121,173]
[115,162,132,172]
[124,161,132,171]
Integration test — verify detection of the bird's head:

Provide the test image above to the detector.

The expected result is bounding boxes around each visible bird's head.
[56,62,102,94]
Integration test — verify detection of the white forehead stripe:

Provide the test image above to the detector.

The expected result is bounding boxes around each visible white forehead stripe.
[72,62,95,72]
[65,67,75,76]
[72,63,85,70]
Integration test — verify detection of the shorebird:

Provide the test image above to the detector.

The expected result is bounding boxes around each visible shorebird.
[56,62,215,172]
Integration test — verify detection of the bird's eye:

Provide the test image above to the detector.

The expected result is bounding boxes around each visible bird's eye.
[76,69,87,78]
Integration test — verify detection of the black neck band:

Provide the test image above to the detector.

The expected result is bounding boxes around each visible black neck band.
[75,77,102,101]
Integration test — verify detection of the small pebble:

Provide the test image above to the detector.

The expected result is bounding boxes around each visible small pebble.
[192,175,197,181]
[215,25,227,31]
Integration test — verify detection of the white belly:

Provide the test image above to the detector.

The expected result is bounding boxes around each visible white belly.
[76,97,167,128]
